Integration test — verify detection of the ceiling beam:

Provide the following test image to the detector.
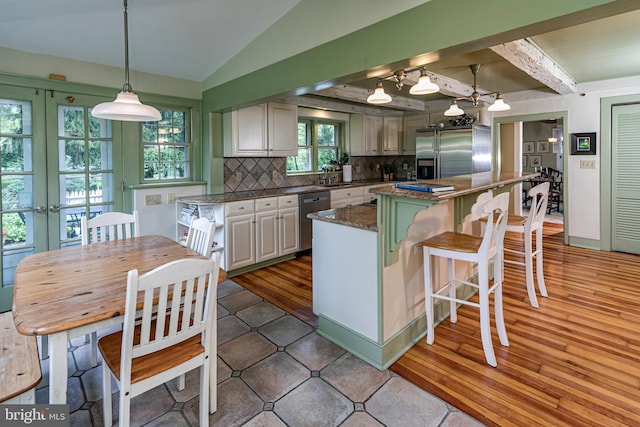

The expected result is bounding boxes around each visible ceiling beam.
[490,38,577,95]
[312,84,426,112]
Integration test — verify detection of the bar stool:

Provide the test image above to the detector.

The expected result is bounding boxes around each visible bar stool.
[421,192,510,367]
[505,182,549,308]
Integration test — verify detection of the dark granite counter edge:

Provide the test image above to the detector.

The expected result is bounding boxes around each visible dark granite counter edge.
[177,180,396,204]
[307,205,378,232]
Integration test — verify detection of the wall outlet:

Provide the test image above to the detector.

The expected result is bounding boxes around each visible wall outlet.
[272,170,278,180]
[145,194,162,205]
[235,172,242,181]
[355,165,361,174]
[580,160,596,169]
[167,193,175,204]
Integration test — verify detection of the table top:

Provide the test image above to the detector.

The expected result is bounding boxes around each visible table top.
[12,235,226,336]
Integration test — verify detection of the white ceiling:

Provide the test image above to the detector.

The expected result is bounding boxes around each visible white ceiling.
[2,1,640,100]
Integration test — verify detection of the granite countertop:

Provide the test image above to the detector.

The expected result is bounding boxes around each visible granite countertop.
[371,171,539,201]
[177,179,395,204]
[307,204,378,232]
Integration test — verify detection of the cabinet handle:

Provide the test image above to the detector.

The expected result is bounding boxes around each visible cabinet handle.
[238,206,244,210]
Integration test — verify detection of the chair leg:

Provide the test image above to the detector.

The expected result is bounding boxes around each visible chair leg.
[102,368,112,427]
[200,360,210,427]
[448,258,457,324]
[90,332,98,367]
[119,387,131,427]
[493,253,509,347]
[524,231,539,308]
[535,227,548,297]
[477,261,497,367]
[423,249,435,345]
[40,335,49,359]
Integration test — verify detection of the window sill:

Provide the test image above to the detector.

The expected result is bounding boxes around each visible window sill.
[129,181,207,190]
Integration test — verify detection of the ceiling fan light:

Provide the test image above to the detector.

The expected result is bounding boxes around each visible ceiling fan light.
[92,91,162,122]
[367,82,392,104]
[444,100,464,116]
[487,94,510,112]
[409,69,440,95]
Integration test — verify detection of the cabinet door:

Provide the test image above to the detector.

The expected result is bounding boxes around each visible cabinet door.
[268,102,298,157]
[402,115,426,155]
[226,213,256,270]
[382,117,401,155]
[255,210,278,263]
[364,115,382,155]
[233,104,268,156]
[278,207,299,256]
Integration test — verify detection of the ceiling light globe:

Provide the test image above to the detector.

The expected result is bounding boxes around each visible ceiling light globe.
[409,75,440,95]
[487,95,510,112]
[366,83,392,104]
[92,91,162,122]
[444,100,464,116]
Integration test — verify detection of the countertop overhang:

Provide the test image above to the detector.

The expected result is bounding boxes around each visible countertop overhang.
[371,171,539,201]
[307,204,377,232]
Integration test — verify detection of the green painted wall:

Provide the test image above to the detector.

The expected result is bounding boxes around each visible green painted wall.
[203,0,627,112]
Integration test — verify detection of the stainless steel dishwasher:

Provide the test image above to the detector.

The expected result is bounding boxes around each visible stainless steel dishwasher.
[299,191,330,251]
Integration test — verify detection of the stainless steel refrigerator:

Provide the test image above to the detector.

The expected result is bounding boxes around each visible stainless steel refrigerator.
[415,125,491,179]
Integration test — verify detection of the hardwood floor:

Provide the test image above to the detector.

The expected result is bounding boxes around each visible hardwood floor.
[234,224,640,426]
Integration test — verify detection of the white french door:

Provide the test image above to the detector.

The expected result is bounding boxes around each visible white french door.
[0,85,122,311]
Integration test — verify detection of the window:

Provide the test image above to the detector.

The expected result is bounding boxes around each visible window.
[287,118,343,173]
[142,108,191,181]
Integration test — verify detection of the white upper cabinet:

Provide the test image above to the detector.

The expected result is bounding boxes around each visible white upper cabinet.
[382,116,402,155]
[350,114,402,156]
[224,102,297,157]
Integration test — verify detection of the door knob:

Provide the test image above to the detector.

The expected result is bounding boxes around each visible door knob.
[49,205,61,212]
[35,206,47,214]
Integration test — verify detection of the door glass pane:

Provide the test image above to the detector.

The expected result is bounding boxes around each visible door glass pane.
[1,98,36,296]
[57,105,114,246]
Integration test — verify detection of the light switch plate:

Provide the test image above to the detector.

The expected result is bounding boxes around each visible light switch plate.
[580,160,596,169]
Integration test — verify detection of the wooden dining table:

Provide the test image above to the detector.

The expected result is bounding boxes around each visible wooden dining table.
[12,235,227,405]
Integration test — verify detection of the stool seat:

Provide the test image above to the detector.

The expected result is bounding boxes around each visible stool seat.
[422,231,482,253]
[421,192,510,367]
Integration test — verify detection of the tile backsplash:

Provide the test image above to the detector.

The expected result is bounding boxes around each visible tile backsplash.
[224,156,416,192]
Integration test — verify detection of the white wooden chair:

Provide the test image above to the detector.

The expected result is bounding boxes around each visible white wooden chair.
[81,211,140,245]
[186,216,216,258]
[504,182,550,308]
[421,192,510,367]
[99,254,220,427]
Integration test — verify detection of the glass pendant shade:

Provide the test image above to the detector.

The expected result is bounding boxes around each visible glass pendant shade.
[444,100,464,116]
[487,94,510,112]
[367,82,392,104]
[409,70,440,95]
[92,90,161,122]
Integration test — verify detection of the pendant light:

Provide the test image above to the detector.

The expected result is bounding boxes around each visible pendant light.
[92,0,161,122]
[366,81,392,104]
[444,100,464,116]
[487,93,510,112]
[409,68,440,95]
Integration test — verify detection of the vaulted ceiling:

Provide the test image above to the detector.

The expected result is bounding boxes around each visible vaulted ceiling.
[2,0,639,110]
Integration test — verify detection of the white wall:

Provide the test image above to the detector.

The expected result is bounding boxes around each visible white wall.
[133,185,206,239]
[493,76,640,243]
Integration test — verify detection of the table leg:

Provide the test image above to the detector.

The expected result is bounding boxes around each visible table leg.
[48,332,69,404]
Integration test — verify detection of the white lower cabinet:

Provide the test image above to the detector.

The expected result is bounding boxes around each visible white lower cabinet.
[225,200,256,271]
[225,195,299,271]
[331,187,365,208]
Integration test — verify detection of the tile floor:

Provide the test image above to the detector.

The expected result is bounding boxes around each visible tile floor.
[35,279,484,427]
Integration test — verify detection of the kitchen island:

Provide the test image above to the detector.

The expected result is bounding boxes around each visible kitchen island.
[309,171,536,370]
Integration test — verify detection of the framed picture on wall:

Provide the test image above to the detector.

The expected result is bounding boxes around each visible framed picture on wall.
[571,132,597,155]
[523,141,535,154]
[530,155,541,168]
[537,141,549,152]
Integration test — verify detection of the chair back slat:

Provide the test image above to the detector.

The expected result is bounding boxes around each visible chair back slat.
[186,217,216,257]
[81,211,140,245]
[480,192,510,258]
[527,182,550,229]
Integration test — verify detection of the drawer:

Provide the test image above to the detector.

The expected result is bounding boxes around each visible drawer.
[278,195,298,209]
[225,199,254,217]
[255,197,278,212]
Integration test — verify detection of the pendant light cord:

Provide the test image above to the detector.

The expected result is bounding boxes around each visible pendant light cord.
[122,0,132,93]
